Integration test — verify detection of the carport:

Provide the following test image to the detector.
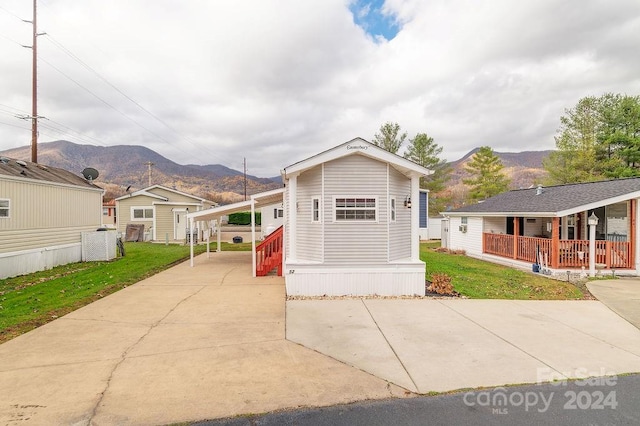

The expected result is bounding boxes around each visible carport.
[185,187,284,276]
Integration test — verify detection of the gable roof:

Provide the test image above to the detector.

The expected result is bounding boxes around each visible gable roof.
[115,184,215,204]
[447,177,640,217]
[282,137,432,178]
[0,156,101,190]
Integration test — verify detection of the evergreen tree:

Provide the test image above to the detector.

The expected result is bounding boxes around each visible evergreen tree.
[462,146,510,201]
[404,133,452,215]
[372,122,407,154]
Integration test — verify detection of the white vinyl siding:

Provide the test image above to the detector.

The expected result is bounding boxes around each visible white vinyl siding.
[448,216,484,256]
[484,216,506,234]
[296,166,323,261]
[0,199,9,218]
[388,166,411,261]
[323,155,387,264]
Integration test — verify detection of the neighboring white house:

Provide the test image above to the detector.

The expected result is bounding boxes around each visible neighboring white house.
[186,137,432,296]
[115,185,217,242]
[260,202,284,238]
[443,179,640,276]
[0,157,103,279]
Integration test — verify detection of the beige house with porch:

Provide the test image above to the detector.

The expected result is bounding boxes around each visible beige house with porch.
[115,185,216,242]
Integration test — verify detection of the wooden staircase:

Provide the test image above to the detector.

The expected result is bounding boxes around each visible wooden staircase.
[256,225,283,276]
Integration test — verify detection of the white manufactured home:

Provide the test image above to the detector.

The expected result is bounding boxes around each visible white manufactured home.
[187,138,432,296]
[0,157,103,279]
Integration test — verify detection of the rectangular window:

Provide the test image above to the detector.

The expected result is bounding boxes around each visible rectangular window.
[334,197,377,221]
[461,216,468,224]
[274,208,284,219]
[0,199,9,218]
[312,197,320,222]
[132,207,153,220]
[390,197,396,222]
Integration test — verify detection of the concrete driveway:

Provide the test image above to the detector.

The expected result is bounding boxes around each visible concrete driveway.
[588,278,640,329]
[2,252,640,425]
[286,297,640,394]
[0,252,403,426]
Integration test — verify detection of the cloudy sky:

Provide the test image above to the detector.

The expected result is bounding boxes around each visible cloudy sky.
[1,0,639,177]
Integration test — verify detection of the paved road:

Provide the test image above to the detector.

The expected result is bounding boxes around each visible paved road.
[197,373,640,426]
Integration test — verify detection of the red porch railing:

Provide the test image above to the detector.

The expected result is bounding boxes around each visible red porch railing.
[256,225,283,276]
[483,233,632,269]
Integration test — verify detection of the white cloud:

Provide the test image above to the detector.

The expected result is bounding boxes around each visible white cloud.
[1,0,639,177]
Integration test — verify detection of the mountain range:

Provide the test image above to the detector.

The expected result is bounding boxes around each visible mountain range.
[0,141,552,204]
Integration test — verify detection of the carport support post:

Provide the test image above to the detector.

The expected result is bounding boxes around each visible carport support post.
[217,219,221,252]
[189,217,194,267]
[251,199,257,277]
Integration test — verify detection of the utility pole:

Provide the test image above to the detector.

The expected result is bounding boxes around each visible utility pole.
[145,161,154,186]
[243,157,247,201]
[22,0,40,163]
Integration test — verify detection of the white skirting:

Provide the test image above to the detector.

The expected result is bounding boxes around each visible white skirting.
[284,262,426,296]
[0,243,82,279]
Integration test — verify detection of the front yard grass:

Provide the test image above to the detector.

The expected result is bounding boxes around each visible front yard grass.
[0,241,250,343]
[420,241,585,300]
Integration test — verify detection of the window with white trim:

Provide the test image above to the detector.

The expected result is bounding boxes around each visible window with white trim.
[334,197,377,221]
[390,197,396,222]
[0,199,9,218]
[131,207,153,220]
[312,197,320,222]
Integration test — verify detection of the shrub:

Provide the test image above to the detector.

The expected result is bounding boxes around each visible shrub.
[228,211,261,225]
[427,273,456,295]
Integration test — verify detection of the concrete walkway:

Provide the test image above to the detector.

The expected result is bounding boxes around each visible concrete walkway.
[287,298,640,394]
[588,278,640,329]
[0,252,404,426]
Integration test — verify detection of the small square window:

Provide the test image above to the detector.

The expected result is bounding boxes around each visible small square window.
[0,199,9,218]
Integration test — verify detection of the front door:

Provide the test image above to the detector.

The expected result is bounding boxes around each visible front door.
[175,210,188,240]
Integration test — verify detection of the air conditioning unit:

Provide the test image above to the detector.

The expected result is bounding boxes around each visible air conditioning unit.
[459,224,467,233]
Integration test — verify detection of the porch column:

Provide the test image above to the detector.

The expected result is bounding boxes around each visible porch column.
[288,174,298,262]
[551,217,559,269]
[512,217,519,259]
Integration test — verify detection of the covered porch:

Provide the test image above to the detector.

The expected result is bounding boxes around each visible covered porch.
[482,201,636,273]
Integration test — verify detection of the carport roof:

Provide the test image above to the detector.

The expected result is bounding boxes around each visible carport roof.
[446,177,640,217]
[186,187,284,222]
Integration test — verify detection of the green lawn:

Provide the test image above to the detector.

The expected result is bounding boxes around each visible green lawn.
[0,240,585,343]
[0,241,250,343]
[421,241,585,299]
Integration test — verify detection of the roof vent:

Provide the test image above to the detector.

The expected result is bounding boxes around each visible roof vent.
[536,184,543,195]
[0,157,9,164]
[16,160,27,167]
